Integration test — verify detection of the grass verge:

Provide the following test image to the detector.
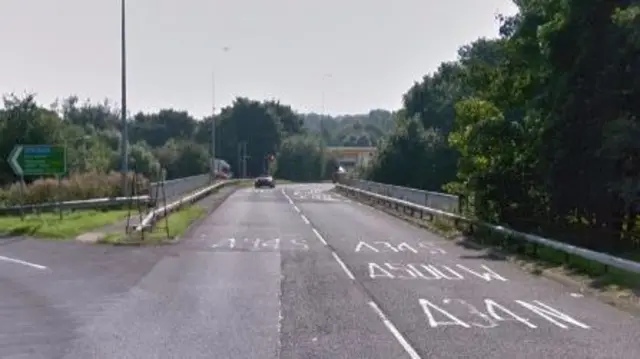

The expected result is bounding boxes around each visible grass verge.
[0,210,129,239]
[335,187,640,310]
[99,205,205,245]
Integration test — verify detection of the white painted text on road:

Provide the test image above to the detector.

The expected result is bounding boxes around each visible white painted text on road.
[419,297,590,330]
[211,238,309,251]
[368,262,508,282]
[355,241,446,254]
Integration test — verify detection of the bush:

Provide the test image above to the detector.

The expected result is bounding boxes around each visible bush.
[0,171,149,206]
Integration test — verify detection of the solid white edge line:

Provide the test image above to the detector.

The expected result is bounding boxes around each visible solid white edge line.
[331,251,355,280]
[300,214,310,224]
[0,255,48,270]
[293,205,301,212]
[311,228,328,246]
[368,301,422,359]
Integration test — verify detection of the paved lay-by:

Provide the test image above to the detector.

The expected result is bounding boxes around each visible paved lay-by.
[1,183,638,358]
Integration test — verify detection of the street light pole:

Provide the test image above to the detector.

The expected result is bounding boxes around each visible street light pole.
[210,71,216,180]
[320,73,333,179]
[211,46,230,181]
[120,0,129,196]
[320,73,332,145]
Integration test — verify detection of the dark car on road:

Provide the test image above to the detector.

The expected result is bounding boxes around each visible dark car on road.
[254,175,275,188]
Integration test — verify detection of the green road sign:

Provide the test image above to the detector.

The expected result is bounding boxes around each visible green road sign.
[8,145,66,176]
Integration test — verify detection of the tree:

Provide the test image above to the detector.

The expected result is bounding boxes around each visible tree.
[368,115,455,192]
[272,135,324,182]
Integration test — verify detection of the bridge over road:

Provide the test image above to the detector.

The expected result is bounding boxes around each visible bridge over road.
[326,146,375,170]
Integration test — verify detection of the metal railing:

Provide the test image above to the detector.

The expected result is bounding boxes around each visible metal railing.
[335,183,640,275]
[0,172,214,214]
[136,179,242,231]
[0,196,151,215]
[149,173,213,205]
[343,178,460,213]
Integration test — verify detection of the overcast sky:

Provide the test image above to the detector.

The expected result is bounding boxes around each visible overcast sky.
[0,0,517,118]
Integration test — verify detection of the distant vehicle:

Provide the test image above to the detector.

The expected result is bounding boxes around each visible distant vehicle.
[213,158,231,179]
[254,175,275,188]
[332,166,346,183]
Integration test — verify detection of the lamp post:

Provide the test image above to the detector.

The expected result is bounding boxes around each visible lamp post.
[320,73,332,178]
[211,46,231,180]
[320,73,332,145]
[120,0,128,196]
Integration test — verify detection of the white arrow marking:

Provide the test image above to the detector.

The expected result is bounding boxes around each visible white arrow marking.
[8,145,23,176]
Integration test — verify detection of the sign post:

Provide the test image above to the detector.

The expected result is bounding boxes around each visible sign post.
[7,145,67,220]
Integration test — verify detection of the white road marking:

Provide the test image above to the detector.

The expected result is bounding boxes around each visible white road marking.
[368,301,422,359]
[281,189,295,205]
[293,205,301,213]
[331,251,355,280]
[311,228,328,246]
[300,214,310,224]
[0,255,48,270]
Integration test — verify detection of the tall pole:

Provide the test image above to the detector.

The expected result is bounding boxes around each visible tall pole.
[320,90,325,142]
[320,73,332,146]
[210,71,216,180]
[242,142,248,178]
[120,0,129,196]
[211,46,230,181]
[320,74,331,178]
[237,142,243,178]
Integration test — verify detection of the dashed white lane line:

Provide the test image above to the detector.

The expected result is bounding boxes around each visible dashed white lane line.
[284,186,420,359]
[331,251,355,280]
[311,228,327,246]
[281,189,295,205]
[368,301,422,359]
[0,255,48,270]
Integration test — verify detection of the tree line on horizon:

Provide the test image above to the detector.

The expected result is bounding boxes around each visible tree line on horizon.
[0,93,394,199]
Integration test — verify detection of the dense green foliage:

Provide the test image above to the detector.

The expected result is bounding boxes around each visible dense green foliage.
[0,94,391,203]
[271,135,325,182]
[365,0,640,254]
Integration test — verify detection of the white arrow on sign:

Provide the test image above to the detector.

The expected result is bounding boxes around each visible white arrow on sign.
[7,145,23,176]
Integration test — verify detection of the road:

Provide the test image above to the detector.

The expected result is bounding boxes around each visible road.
[0,183,639,358]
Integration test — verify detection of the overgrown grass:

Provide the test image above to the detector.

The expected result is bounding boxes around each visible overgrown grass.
[99,205,205,245]
[0,209,129,239]
[337,187,640,302]
[0,171,149,206]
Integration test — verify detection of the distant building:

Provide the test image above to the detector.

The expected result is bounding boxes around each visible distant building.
[326,146,376,170]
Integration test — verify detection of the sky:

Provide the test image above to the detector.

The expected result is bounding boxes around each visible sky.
[0,0,518,118]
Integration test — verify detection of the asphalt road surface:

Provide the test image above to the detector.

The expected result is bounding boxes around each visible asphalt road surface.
[1,183,639,358]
